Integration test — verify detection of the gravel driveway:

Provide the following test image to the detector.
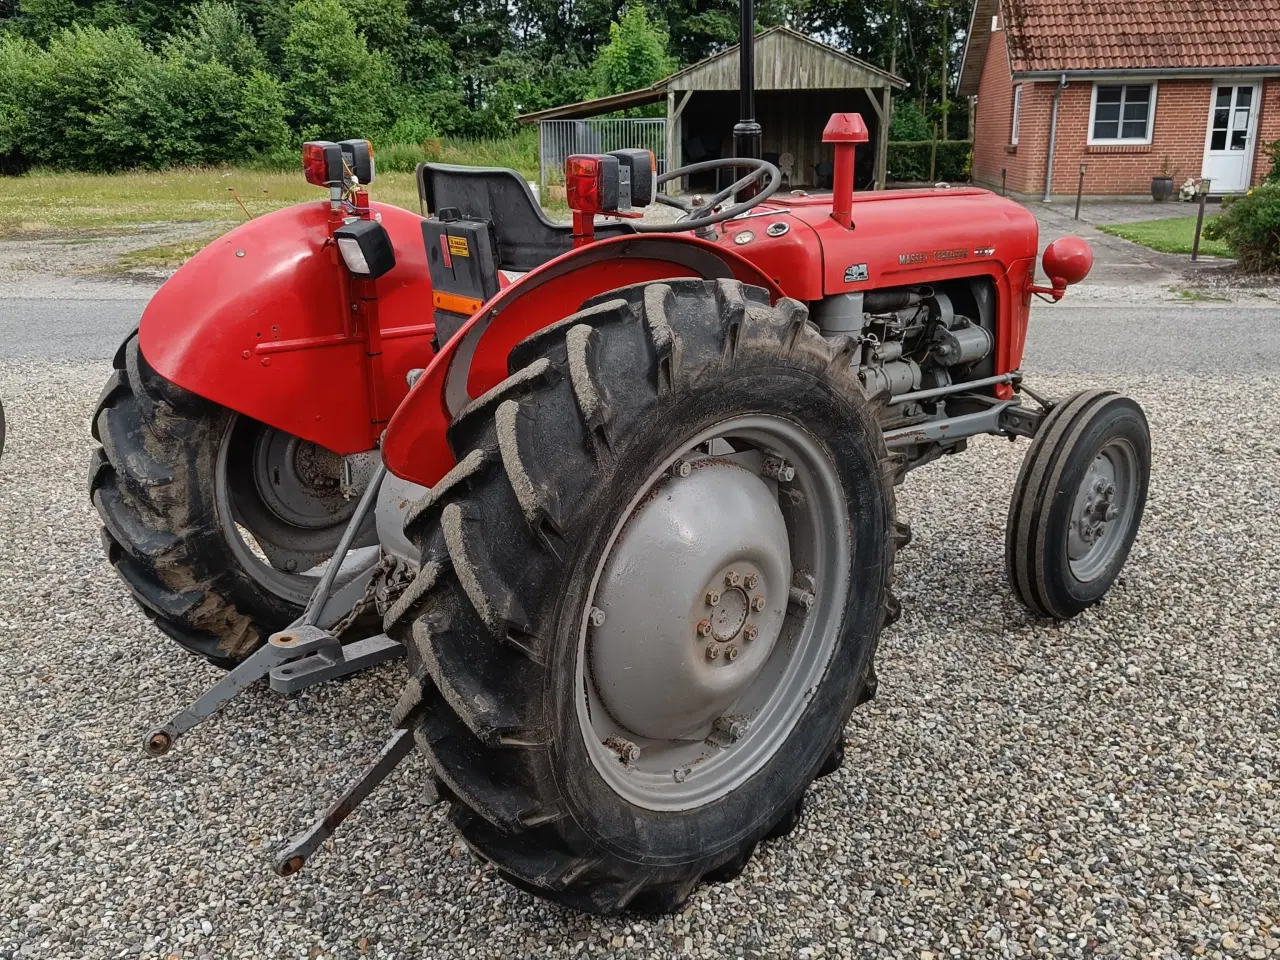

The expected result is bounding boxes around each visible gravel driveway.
[1,293,1278,959]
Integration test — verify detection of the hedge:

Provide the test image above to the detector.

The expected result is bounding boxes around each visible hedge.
[887,140,972,183]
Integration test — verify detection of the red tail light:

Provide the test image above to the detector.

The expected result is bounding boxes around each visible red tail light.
[566,154,621,215]
[302,141,342,187]
[566,155,603,213]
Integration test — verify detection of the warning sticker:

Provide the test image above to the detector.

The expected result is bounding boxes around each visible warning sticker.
[447,235,470,258]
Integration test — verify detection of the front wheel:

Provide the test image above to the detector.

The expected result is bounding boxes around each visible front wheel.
[1006,389,1151,619]
[387,279,898,914]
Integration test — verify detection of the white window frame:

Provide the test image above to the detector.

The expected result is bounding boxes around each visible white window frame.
[1011,84,1022,145]
[1087,81,1158,145]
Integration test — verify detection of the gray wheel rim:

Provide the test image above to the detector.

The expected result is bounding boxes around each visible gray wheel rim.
[214,416,374,607]
[576,415,850,812]
[1067,438,1139,582]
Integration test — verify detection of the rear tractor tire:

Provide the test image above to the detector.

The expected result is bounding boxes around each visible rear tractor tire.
[387,278,900,914]
[1006,389,1151,619]
[90,334,375,667]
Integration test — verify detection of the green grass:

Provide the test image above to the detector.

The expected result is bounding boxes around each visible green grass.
[1098,216,1234,258]
[1169,285,1231,302]
[0,167,426,235]
[0,132,543,238]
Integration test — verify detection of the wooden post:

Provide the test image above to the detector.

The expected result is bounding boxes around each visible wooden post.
[876,87,892,189]
[1192,178,1211,261]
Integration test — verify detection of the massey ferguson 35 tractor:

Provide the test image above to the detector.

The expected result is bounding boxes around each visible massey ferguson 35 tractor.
[89,6,1150,916]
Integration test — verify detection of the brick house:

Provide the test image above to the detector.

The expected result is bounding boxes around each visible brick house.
[958,0,1280,198]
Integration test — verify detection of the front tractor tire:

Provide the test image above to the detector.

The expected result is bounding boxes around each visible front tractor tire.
[90,334,373,667]
[1006,389,1151,619]
[387,279,899,914]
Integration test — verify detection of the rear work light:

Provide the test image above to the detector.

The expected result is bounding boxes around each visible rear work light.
[334,219,396,281]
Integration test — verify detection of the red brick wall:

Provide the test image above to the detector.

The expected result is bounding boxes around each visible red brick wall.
[1253,77,1280,186]
[971,27,1016,189]
[976,71,1280,196]
[1038,79,1211,195]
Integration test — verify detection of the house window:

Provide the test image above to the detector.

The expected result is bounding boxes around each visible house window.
[1089,83,1155,144]
[1011,85,1022,145]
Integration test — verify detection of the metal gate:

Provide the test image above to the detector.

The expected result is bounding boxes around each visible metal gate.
[538,118,667,195]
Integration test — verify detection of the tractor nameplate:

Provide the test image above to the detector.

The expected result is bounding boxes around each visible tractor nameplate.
[844,263,869,282]
[898,252,927,265]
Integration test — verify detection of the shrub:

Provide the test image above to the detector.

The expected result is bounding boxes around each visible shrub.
[591,3,676,99]
[889,101,930,142]
[282,0,396,142]
[0,36,40,172]
[1204,184,1280,273]
[886,140,972,183]
[23,25,157,170]
[165,1,269,76]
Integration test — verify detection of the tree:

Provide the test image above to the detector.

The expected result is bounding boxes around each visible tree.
[165,1,267,75]
[591,3,675,99]
[281,0,395,142]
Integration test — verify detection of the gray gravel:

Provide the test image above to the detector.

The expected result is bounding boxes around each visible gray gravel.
[2,294,1279,958]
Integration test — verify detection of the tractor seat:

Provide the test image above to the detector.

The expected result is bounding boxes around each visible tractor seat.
[416,163,632,273]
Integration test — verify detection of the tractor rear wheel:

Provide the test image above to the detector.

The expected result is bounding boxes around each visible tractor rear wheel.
[1006,389,1151,619]
[387,279,898,914]
[90,334,376,667]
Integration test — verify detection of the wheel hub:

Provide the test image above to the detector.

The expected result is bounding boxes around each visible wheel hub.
[1067,442,1138,581]
[589,460,791,741]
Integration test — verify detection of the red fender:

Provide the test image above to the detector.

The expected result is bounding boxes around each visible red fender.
[138,200,436,455]
[381,234,785,488]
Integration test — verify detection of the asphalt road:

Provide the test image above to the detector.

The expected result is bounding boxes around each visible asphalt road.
[3,280,1278,378]
[0,294,147,360]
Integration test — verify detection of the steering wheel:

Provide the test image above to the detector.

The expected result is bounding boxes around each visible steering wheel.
[631,157,782,233]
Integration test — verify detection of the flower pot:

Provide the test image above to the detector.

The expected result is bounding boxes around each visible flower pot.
[1151,176,1175,201]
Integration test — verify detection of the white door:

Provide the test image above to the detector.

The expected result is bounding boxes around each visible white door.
[1202,82,1260,193]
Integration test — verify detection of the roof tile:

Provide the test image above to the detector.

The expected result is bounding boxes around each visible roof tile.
[1002,0,1280,72]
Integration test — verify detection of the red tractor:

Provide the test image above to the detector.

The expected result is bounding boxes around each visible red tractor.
[90,14,1150,916]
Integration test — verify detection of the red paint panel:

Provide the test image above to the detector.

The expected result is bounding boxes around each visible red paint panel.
[382,234,781,488]
[714,214,825,301]
[139,200,435,455]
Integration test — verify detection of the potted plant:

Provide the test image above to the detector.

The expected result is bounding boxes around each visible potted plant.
[1151,157,1176,201]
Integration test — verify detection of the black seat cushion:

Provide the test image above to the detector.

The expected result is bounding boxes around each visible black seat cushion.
[416,163,632,273]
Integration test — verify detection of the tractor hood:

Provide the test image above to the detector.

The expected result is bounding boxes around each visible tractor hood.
[715,187,1039,301]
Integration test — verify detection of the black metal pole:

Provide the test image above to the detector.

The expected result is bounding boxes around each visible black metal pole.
[732,0,761,200]
[1074,163,1086,220]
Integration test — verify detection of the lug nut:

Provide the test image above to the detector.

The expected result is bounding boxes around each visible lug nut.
[604,736,640,763]
[705,589,721,606]
[751,595,765,612]
[788,587,816,611]
[1105,505,1119,522]
[672,459,692,478]
[711,717,747,743]
[589,606,606,627]
[743,624,758,641]
[697,619,712,638]
[725,570,741,587]
[744,573,759,590]
[726,644,739,661]
[673,768,690,783]
[706,643,721,661]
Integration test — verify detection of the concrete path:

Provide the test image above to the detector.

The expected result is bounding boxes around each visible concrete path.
[1028,196,1226,291]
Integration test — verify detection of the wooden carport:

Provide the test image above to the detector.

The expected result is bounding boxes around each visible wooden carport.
[518,26,908,192]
